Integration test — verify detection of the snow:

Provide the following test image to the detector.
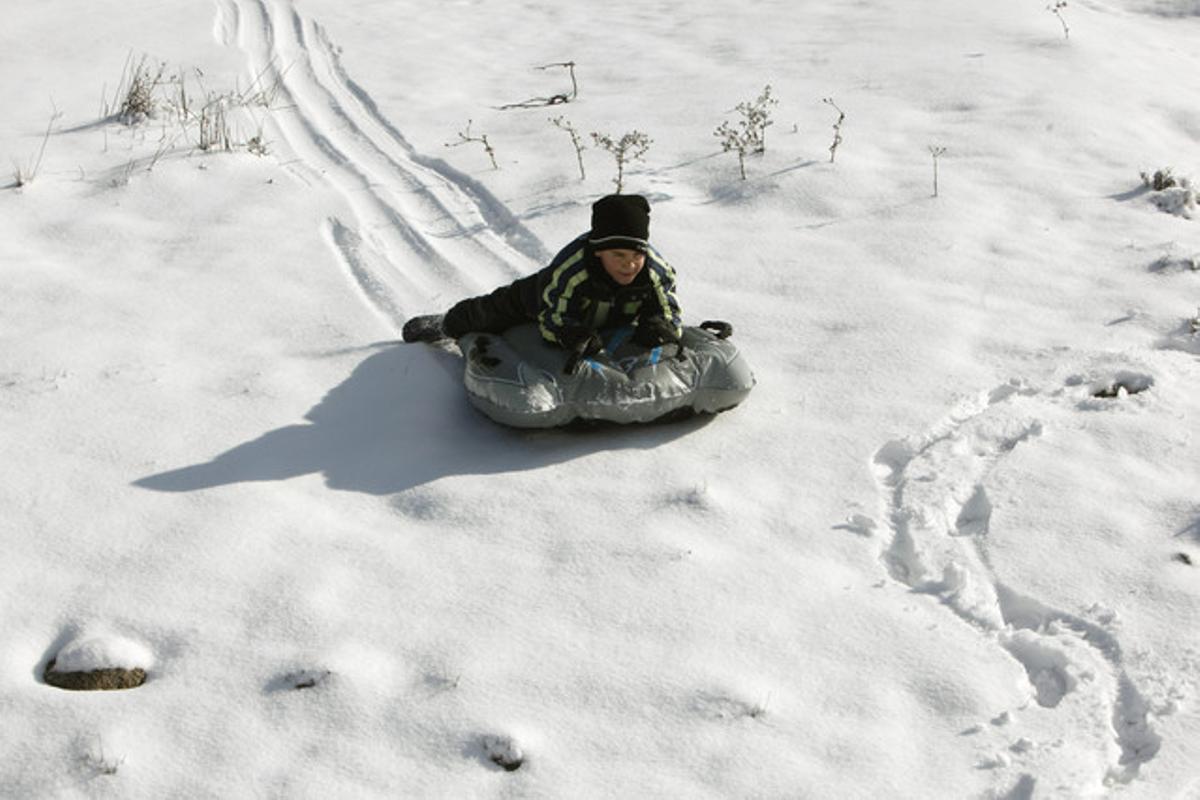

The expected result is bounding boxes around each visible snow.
[2,0,1200,795]
[51,633,156,675]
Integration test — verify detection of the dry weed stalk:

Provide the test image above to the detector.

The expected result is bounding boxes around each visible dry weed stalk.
[1048,1,1070,39]
[591,130,652,192]
[823,97,845,163]
[11,107,62,188]
[499,61,579,110]
[550,115,587,180]
[714,84,779,180]
[446,119,498,169]
[100,54,280,168]
[929,145,947,197]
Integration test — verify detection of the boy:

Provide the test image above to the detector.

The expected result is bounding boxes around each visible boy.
[402,194,682,363]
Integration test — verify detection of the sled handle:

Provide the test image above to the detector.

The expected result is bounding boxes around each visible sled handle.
[469,336,501,368]
[699,320,733,339]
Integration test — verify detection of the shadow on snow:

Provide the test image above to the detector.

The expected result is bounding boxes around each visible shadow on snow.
[132,344,705,496]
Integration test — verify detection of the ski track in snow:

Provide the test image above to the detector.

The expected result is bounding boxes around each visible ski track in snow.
[217,0,549,330]
[867,379,1163,789]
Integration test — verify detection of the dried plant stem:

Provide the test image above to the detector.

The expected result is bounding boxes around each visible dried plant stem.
[591,130,652,192]
[713,84,778,180]
[823,97,845,163]
[446,119,498,169]
[1048,1,1070,39]
[499,61,579,110]
[714,120,748,180]
[537,60,578,100]
[551,116,586,180]
[11,106,62,188]
[929,145,947,197]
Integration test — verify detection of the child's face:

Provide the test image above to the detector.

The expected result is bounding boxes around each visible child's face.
[596,248,646,285]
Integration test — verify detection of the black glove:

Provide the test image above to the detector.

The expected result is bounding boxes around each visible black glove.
[633,317,681,347]
[562,326,604,355]
[562,329,605,374]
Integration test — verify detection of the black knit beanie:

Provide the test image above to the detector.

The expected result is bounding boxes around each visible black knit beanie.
[589,194,651,252]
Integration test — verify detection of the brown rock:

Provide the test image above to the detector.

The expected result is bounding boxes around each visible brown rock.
[43,659,147,691]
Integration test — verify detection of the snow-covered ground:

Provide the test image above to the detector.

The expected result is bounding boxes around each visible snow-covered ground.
[2,0,1199,796]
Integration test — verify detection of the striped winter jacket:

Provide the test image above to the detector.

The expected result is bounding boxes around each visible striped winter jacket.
[534,232,683,347]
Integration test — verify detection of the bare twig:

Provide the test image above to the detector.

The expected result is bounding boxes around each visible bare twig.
[147,125,189,171]
[714,121,749,180]
[928,145,947,197]
[551,115,587,180]
[445,119,498,169]
[11,105,63,188]
[497,94,569,111]
[498,61,579,110]
[242,58,291,108]
[1048,1,1070,39]
[823,97,845,163]
[538,61,578,99]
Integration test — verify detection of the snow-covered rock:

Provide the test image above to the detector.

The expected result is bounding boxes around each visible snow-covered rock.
[44,632,155,691]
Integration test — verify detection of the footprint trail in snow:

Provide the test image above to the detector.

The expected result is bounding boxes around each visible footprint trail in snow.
[865,376,1161,790]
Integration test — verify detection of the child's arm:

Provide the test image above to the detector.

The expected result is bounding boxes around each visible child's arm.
[639,249,683,338]
[537,244,591,348]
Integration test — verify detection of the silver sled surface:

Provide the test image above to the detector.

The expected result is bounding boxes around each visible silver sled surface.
[458,323,755,428]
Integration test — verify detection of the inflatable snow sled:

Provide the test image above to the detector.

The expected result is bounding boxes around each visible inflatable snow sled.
[458,322,755,428]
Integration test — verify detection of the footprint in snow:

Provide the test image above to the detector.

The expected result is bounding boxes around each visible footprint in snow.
[1146,253,1199,274]
[1071,370,1154,406]
[856,371,1166,788]
[692,689,768,722]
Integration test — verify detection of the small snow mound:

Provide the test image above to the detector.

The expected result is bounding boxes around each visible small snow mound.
[52,633,155,674]
[1139,169,1197,217]
[836,513,877,537]
[43,631,154,691]
[987,379,1034,405]
[977,751,1012,770]
[1150,186,1197,219]
[481,734,524,772]
[1089,371,1154,399]
[1009,737,1037,754]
